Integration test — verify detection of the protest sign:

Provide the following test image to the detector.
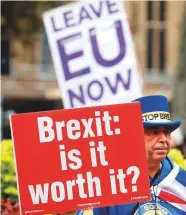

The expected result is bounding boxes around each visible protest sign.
[10,102,150,215]
[43,0,142,108]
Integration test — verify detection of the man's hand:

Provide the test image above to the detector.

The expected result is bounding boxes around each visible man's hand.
[58,209,93,215]
[52,212,76,215]
[61,212,76,215]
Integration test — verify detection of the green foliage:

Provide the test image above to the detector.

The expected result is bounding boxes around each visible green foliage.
[1,1,58,41]
[1,139,18,201]
[168,148,186,170]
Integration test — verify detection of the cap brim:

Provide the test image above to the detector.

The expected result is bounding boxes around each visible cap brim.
[143,120,181,131]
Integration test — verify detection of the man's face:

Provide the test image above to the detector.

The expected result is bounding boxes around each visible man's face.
[144,126,172,162]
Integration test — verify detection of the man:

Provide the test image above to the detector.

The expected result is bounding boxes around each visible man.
[76,95,186,215]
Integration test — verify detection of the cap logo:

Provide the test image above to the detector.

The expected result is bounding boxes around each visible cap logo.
[142,111,171,122]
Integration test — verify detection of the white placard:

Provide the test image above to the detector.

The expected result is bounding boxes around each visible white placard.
[43,0,142,108]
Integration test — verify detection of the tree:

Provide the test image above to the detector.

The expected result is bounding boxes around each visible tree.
[1,140,18,201]
[1,1,66,42]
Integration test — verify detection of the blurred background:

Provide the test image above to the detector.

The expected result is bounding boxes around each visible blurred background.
[1,0,186,214]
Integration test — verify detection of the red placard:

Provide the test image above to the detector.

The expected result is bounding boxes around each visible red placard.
[10,102,151,215]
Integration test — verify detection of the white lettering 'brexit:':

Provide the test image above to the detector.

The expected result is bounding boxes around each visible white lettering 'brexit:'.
[37,111,121,143]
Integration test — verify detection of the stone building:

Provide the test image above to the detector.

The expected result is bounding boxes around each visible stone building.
[1,1,186,138]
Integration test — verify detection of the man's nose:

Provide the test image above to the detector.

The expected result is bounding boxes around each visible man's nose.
[159,132,167,142]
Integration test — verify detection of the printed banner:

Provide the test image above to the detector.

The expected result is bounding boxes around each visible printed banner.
[43,0,142,108]
[10,102,150,215]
